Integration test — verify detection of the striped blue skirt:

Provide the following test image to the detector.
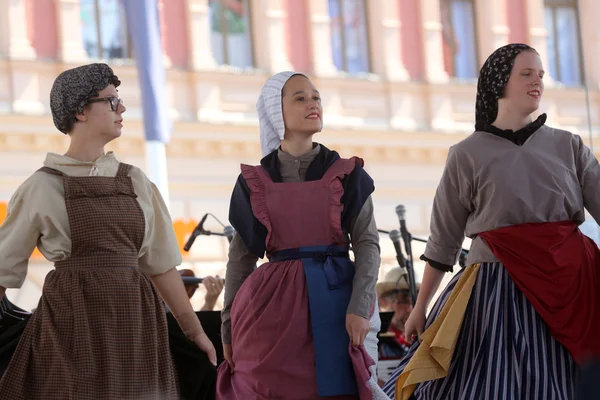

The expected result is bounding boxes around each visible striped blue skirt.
[382,262,577,399]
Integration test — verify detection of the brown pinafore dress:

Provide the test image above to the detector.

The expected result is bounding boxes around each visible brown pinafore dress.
[0,163,178,400]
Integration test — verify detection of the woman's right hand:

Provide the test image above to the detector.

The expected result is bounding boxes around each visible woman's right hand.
[223,343,235,370]
[404,304,427,344]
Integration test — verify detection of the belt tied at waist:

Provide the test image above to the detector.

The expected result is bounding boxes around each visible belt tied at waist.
[268,245,353,290]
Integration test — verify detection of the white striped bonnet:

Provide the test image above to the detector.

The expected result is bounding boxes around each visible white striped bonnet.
[256,71,306,157]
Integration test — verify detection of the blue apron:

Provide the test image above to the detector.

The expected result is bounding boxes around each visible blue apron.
[269,245,358,396]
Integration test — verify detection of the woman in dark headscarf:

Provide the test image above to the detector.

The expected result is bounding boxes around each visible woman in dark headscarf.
[0,63,216,399]
[382,43,600,399]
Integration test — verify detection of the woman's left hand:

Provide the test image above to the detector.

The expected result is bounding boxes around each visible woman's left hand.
[192,332,218,366]
[346,313,369,347]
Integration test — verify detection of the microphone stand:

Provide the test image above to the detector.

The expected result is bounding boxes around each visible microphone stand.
[401,228,418,306]
[183,213,232,252]
[388,230,410,287]
[199,230,227,238]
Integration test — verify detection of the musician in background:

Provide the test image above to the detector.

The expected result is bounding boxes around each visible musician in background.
[179,269,225,311]
[201,276,225,311]
[377,267,418,359]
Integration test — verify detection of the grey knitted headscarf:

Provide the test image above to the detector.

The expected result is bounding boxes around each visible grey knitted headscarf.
[50,63,121,134]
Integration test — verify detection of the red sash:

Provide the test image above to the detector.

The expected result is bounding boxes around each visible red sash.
[479,221,600,365]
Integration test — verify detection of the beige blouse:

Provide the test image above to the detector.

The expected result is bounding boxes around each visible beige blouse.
[0,152,182,289]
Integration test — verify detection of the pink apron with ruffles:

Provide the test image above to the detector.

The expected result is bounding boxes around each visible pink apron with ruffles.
[216,158,374,400]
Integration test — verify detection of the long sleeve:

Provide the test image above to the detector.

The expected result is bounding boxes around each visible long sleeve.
[575,135,600,224]
[0,185,40,288]
[347,196,380,319]
[138,181,182,275]
[424,146,472,267]
[221,233,258,344]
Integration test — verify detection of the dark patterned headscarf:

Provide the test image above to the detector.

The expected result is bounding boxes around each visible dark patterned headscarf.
[50,63,121,134]
[475,43,536,131]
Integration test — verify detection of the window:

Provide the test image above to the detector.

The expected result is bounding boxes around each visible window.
[80,0,131,59]
[440,0,478,80]
[328,0,370,74]
[208,0,253,68]
[544,0,582,86]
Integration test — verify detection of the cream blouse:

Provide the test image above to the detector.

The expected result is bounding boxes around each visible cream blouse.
[0,152,182,289]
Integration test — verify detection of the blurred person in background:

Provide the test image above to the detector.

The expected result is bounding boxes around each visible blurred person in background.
[179,269,225,311]
[200,276,225,311]
[376,267,418,359]
[376,267,419,388]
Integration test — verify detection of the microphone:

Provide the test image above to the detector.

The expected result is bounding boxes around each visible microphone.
[389,229,406,266]
[224,226,235,243]
[183,213,208,252]
[395,204,408,240]
[389,229,409,280]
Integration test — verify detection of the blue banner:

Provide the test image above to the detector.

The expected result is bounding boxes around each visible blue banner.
[121,0,171,143]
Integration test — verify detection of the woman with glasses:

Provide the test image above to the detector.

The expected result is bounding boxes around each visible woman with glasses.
[0,63,216,399]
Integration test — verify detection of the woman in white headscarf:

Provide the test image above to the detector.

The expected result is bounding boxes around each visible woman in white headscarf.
[216,72,388,399]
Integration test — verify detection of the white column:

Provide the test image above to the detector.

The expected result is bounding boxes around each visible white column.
[57,0,90,63]
[475,0,509,59]
[7,0,36,59]
[369,0,409,81]
[263,0,292,72]
[248,0,270,71]
[491,0,509,49]
[578,0,600,89]
[146,141,171,211]
[187,0,218,70]
[307,0,338,77]
[526,0,550,75]
[419,0,449,83]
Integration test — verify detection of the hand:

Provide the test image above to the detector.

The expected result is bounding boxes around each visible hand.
[179,269,199,299]
[404,305,426,344]
[202,276,224,310]
[192,332,217,366]
[223,343,235,370]
[346,313,369,347]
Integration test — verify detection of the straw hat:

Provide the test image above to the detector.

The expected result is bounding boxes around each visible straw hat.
[376,267,421,297]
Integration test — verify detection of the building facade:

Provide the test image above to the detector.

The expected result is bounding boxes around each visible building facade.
[1,0,599,309]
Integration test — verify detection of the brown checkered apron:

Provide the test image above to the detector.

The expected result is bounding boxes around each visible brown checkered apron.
[0,163,178,399]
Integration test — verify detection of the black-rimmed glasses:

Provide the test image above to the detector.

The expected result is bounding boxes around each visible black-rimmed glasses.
[87,96,123,112]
